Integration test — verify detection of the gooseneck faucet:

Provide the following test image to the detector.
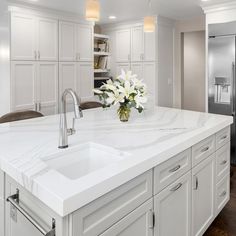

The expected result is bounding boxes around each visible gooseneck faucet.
[58,89,83,149]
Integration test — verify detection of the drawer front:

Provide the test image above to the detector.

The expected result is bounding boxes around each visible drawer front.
[216,142,230,183]
[154,149,191,194]
[216,126,230,150]
[72,170,153,236]
[0,169,4,200]
[192,135,215,167]
[215,174,230,216]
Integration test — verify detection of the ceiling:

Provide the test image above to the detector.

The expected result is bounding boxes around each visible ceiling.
[6,0,236,23]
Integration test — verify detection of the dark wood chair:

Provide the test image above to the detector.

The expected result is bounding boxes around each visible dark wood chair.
[80,101,102,110]
[0,110,44,124]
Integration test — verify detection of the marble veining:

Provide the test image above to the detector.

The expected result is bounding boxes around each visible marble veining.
[0,106,233,216]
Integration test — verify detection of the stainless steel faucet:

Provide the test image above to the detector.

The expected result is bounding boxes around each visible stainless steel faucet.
[58,89,83,149]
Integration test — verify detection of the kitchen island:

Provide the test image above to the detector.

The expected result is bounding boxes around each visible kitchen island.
[0,106,233,236]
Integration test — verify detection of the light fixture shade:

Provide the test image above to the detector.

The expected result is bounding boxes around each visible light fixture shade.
[86,0,100,22]
[144,16,155,33]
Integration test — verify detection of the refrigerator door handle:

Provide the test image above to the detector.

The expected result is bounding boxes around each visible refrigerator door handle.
[232,62,235,117]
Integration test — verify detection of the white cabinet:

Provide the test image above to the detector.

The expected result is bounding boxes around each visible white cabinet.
[154,172,191,236]
[11,61,37,111]
[116,29,131,62]
[144,31,156,61]
[11,13,37,61]
[192,154,215,236]
[77,63,94,101]
[59,21,77,61]
[100,199,153,236]
[11,61,58,115]
[76,24,93,62]
[59,62,93,103]
[116,63,131,74]
[37,17,58,61]
[37,62,58,115]
[131,26,144,62]
[11,13,58,61]
[143,62,156,98]
[130,62,156,101]
[59,21,93,62]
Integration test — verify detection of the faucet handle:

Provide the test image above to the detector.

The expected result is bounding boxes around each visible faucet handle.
[67,128,76,136]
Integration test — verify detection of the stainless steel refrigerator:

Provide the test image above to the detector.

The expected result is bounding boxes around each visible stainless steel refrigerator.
[208,28,236,164]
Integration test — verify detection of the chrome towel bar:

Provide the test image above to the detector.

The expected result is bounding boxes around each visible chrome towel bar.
[7,189,56,236]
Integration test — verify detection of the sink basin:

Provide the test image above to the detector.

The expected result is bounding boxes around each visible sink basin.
[43,142,128,180]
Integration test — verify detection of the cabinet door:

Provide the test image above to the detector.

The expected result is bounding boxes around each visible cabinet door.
[0,199,4,236]
[154,172,191,236]
[37,17,58,61]
[77,63,94,101]
[131,26,144,62]
[59,21,77,61]
[116,29,131,62]
[59,62,77,111]
[37,62,58,115]
[116,63,131,75]
[11,61,37,111]
[143,62,156,101]
[131,63,143,79]
[192,154,215,236]
[77,24,93,62]
[144,31,156,61]
[11,13,37,61]
[100,199,153,236]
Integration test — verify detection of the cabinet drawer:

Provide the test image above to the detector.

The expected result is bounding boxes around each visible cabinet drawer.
[154,149,191,194]
[216,143,230,183]
[215,174,230,216]
[216,127,230,150]
[100,199,153,236]
[0,169,4,200]
[192,135,215,167]
[72,170,153,236]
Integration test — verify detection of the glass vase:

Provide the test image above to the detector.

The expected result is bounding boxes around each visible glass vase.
[117,104,131,122]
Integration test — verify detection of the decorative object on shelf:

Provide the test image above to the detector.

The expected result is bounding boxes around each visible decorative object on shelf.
[144,0,156,33]
[94,70,148,122]
[86,0,100,22]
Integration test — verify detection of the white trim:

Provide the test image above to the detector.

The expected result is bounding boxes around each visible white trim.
[202,1,236,14]
[8,4,94,26]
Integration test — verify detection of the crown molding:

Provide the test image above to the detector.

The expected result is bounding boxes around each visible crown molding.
[202,1,236,14]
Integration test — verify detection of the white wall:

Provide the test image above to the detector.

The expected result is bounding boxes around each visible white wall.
[0,0,10,116]
[182,31,205,112]
[173,17,205,109]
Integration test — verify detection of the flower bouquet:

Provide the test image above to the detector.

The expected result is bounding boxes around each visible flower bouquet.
[94,70,148,122]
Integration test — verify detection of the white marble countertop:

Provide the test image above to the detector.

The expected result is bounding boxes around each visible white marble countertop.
[0,106,233,216]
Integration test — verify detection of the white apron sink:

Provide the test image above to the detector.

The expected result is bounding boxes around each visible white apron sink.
[43,142,128,180]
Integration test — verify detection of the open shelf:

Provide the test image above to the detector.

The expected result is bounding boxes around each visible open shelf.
[94,52,110,56]
[94,33,110,40]
[94,69,110,73]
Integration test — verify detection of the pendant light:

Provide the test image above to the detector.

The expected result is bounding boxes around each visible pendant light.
[144,0,155,33]
[86,0,100,22]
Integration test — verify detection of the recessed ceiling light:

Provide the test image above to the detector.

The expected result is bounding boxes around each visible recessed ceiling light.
[201,0,210,2]
[109,16,117,20]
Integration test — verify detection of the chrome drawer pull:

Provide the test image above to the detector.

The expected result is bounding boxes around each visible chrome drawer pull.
[7,189,55,236]
[169,165,181,173]
[221,135,227,140]
[193,176,199,190]
[220,190,227,197]
[201,146,210,153]
[220,160,227,165]
[170,183,182,192]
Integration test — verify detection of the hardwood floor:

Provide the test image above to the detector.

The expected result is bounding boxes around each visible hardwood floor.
[204,167,236,236]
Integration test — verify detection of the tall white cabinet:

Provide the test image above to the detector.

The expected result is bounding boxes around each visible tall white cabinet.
[10,10,94,116]
[59,20,94,105]
[106,23,157,103]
